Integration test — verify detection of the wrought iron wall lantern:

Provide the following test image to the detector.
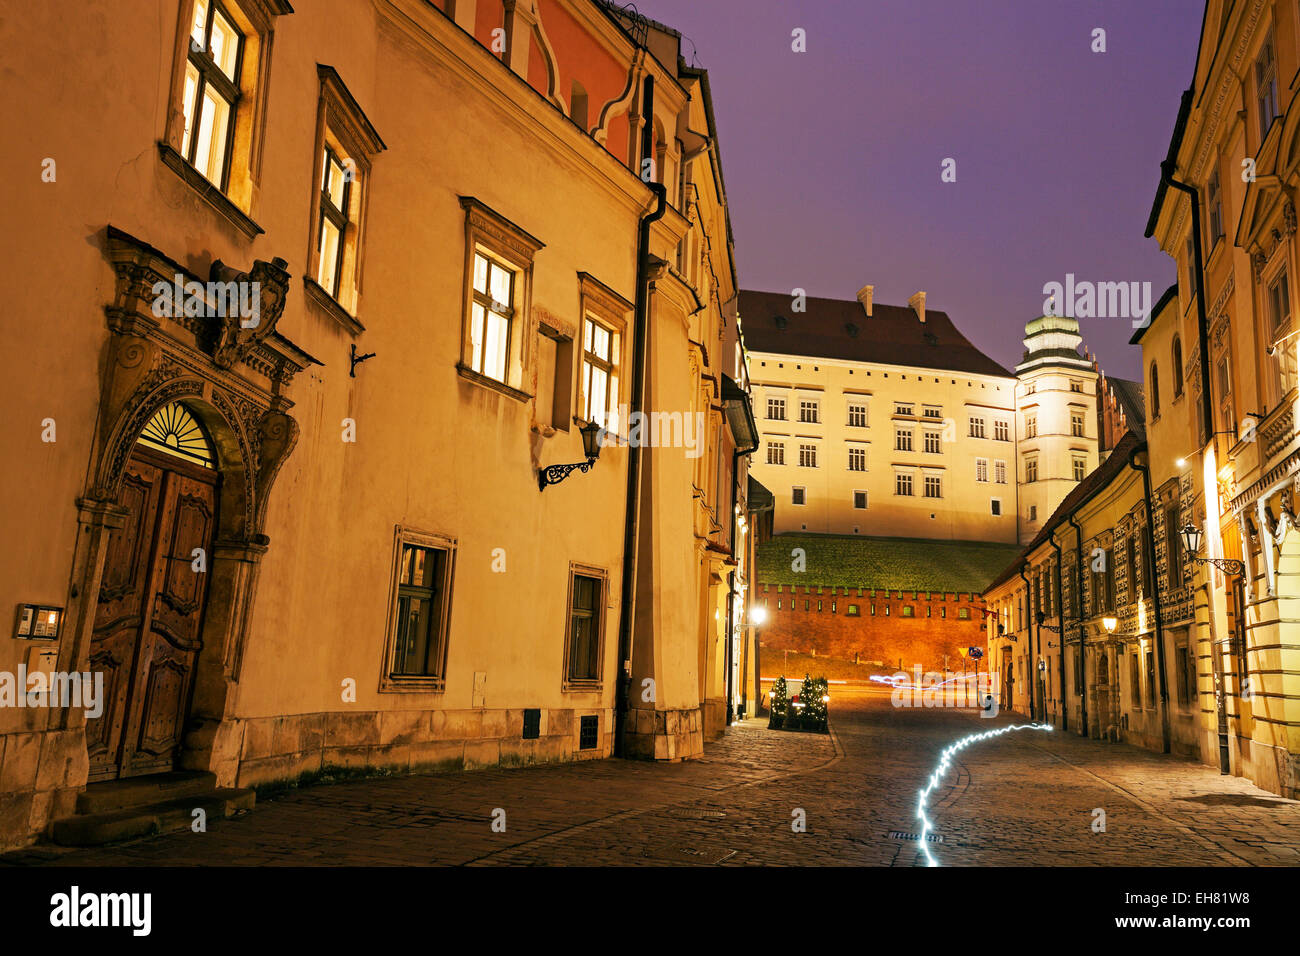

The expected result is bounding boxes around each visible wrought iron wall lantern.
[539,420,605,491]
[1035,611,1062,634]
[1178,524,1246,576]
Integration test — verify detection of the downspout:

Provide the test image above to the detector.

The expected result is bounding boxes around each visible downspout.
[1128,445,1172,755]
[1066,514,1088,738]
[1018,563,1036,720]
[1049,532,1067,733]
[613,75,667,759]
[1160,160,1213,446]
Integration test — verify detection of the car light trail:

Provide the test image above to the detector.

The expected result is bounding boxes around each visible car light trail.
[915,722,1054,866]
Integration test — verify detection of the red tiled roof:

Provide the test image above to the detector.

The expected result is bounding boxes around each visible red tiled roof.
[739,289,1012,378]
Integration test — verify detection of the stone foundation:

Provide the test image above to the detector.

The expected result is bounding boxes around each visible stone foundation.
[0,729,87,852]
[621,706,704,761]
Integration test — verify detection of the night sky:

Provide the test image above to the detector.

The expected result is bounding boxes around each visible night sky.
[637,0,1206,381]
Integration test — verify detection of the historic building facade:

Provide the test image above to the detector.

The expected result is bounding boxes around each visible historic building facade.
[743,288,1020,543]
[0,0,751,849]
[1137,0,1300,798]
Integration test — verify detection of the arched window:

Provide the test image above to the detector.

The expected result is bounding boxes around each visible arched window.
[569,80,588,131]
[1172,336,1184,397]
[1149,362,1161,418]
[138,402,215,468]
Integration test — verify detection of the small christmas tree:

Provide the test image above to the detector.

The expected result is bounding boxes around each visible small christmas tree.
[801,674,829,730]
[768,676,789,728]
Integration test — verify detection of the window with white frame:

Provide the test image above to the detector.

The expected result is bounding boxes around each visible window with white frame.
[1257,29,1279,138]
[922,405,942,419]
[767,396,786,420]
[381,528,456,691]
[895,428,913,451]
[1025,414,1037,438]
[994,459,1007,484]
[799,399,820,423]
[767,440,785,465]
[853,490,868,509]
[991,498,1002,516]
[1073,456,1086,481]
[994,420,1009,441]
[792,487,806,505]
[923,475,942,498]
[180,0,244,188]
[895,472,914,496]
[848,447,867,471]
[975,458,988,482]
[581,316,620,428]
[1071,410,1085,437]
[923,431,941,454]
[798,443,817,467]
[847,401,868,427]
[895,402,914,416]
[1026,457,1038,483]
[969,417,985,438]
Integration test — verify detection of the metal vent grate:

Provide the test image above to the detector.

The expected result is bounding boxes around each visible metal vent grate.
[889,831,943,843]
[579,715,599,750]
[522,708,540,740]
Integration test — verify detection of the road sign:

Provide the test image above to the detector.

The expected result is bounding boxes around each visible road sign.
[967,647,984,659]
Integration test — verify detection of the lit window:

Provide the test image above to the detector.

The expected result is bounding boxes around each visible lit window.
[470,252,514,383]
[581,317,620,428]
[181,0,243,187]
[316,148,351,297]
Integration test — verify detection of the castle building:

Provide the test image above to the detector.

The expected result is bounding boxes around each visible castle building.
[742,287,1019,544]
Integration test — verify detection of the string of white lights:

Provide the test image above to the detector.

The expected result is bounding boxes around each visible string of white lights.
[915,722,1054,866]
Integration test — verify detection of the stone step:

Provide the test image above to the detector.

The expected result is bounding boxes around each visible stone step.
[75,770,218,815]
[51,789,255,847]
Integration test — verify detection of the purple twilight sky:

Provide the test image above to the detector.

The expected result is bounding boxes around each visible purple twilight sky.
[636,0,1206,381]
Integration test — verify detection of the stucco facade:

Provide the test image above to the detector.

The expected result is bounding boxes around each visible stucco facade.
[0,0,753,849]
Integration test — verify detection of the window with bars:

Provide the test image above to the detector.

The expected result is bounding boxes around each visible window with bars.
[766,440,785,465]
[798,444,817,467]
[848,447,866,471]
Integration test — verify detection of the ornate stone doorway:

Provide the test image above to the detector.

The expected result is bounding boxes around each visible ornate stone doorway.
[86,404,220,781]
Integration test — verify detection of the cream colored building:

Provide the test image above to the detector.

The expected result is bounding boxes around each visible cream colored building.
[1015,315,1100,545]
[0,0,752,850]
[742,288,1019,543]
[1139,0,1300,799]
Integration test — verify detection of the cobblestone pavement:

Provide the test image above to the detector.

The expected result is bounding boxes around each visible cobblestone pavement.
[5,688,1299,866]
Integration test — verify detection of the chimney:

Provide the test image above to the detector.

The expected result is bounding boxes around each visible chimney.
[909,291,926,323]
[856,284,874,317]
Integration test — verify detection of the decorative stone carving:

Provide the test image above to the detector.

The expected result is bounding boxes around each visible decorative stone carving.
[209,257,290,370]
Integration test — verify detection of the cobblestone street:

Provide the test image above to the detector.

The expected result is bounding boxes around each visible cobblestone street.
[5,688,1299,867]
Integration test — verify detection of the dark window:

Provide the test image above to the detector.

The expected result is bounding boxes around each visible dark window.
[392,544,449,677]
[1126,536,1138,601]
[1149,362,1160,418]
[792,487,806,505]
[1145,647,1157,708]
[579,715,599,750]
[522,708,541,739]
[566,573,603,683]
[1172,336,1184,397]
[1130,653,1142,706]
[1164,507,1181,594]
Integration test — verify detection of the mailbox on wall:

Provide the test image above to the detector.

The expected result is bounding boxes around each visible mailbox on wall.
[15,604,62,640]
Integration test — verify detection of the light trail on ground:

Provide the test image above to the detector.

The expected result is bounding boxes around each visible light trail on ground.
[915,722,1054,866]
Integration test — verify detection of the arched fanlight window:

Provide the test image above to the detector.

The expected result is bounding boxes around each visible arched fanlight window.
[1172,335,1184,397]
[137,402,215,468]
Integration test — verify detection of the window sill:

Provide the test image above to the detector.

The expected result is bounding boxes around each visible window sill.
[456,362,533,402]
[379,674,446,694]
[158,142,264,240]
[304,277,365,336]
[562,680,604,694]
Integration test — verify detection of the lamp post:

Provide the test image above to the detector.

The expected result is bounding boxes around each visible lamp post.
[538,420,605,490]
[1179,523,1245,576]
[1035,610,1062,635]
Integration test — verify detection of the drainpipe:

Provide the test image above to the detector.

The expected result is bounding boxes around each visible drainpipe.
[1018,563,1036,720]
[1066,514,1088,738]
[1160,160,1213,446]
[1049,532,1067,733]
[613,75,667,759]
[1128,445,1172,755]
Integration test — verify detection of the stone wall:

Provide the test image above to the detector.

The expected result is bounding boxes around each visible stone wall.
[755,584,986,672]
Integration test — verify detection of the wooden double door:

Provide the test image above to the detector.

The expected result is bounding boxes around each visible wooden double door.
[86,446,218,781]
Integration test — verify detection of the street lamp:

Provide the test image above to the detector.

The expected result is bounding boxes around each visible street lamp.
[538,420,605,490]
[749,605,767,626]
[1102,616,1117,635]
[1035,610,1062,634]
[1178,523,1246,576]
